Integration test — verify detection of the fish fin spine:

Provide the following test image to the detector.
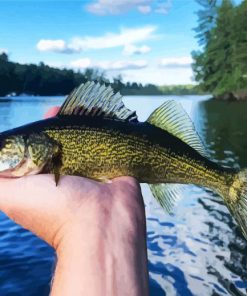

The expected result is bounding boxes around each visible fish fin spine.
[58,81,138,122]
[147,100,208,157]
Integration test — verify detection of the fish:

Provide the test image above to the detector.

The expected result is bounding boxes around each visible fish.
[0,81,247,239]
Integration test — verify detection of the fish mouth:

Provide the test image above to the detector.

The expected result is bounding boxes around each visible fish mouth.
[0,157,27,178]
[0,152,45,178]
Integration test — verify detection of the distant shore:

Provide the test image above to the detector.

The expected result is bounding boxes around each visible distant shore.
[0,53,206,97]
[214,90,247,101]
[1,89,206,98]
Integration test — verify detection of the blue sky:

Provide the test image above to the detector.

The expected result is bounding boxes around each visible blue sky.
[0,0,203,85]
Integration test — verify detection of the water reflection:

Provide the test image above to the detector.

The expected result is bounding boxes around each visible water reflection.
[198,100,247,168]
[196,100,247,293]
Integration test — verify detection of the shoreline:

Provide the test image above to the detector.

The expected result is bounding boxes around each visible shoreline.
[214,90,247,101]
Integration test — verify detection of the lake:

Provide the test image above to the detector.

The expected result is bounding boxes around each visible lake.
[0,95,246,296]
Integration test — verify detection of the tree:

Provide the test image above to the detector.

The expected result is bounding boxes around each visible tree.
[232,0,247,90]
[205,0,235,95]
[194,0,218,47]
[192,0,244,97]
[0,53,8,62]
[192,0,218,91]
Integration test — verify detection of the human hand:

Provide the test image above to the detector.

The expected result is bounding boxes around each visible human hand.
[0,174,145,247]
[0,106,149,295]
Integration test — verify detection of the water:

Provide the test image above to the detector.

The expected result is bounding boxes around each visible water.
[0,95,246,296]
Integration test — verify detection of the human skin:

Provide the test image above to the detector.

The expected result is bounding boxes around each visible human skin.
[0,107,149,296]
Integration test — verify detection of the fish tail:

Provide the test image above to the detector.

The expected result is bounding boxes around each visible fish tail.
[221,169,247,240]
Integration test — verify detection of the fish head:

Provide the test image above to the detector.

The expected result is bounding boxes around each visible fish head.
[0,134,25,176]
[0,132,59,177]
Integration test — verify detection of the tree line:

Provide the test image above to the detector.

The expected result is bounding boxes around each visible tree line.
[0,53,202,97]
[192,0,247,100]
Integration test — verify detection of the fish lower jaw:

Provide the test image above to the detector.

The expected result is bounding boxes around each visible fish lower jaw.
[0,157,44,178]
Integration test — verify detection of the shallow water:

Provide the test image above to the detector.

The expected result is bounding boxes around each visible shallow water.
[0,95,246,295]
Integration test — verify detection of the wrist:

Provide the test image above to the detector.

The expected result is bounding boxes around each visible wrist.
[55,182,146,252]
[53,216,149,296]
[52,190,149,296]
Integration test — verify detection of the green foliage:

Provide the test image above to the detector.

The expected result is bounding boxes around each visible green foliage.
[194,0,218,46]
[233,0,247,90]
[192,0,247,98]
[0,55,86,96]
[0,54,204,97]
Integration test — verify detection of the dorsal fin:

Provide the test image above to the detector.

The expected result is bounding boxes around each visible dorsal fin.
[58,81,138,122]
[147,100,207,157]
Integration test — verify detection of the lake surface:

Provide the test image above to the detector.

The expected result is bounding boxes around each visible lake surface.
[0,95,246,296]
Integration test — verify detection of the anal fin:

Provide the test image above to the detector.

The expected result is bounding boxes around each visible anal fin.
[149,183,183,213]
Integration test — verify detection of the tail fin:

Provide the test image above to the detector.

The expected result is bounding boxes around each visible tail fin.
[222,169,247,240]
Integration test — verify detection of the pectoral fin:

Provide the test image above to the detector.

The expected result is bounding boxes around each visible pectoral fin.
[54,167,61,186]
[51,153,62,186]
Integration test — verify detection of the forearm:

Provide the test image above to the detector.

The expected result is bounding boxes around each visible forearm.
[50,197,149,296]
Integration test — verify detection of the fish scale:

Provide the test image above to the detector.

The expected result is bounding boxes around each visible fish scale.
[42,120,227,188]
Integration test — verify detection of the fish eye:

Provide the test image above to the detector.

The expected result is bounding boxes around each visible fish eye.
[0,136,24,152]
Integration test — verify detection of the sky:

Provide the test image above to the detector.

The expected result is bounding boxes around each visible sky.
[0,0,203,85]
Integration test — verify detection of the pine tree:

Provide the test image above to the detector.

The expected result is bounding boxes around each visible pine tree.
[194,0,218,47]
[232,0,247,91]
[192,0,238,97]
[192,0,217,91]
[205,0,235,95]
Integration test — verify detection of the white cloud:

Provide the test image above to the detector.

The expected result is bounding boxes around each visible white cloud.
[69,26,156,51]
[160,56,193,68]
[70,58,92,69]
[123,44,151,55]
[87,0,151,15]
[123,66,193,85]
[36,39,78,53]
[36,26,156,54]
[45,58,192,84]
[154,0,172,14]
[0,48,8,54]
[137,5,151,13]
[96,60,148,71]
[69,58,147,71]
[86,0,172,15]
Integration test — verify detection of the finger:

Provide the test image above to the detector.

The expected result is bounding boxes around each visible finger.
[0,174,101,210]
[44,106,60,119]
[0,175,57,208]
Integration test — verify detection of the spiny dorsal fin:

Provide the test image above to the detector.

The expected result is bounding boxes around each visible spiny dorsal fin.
[58,81,138,122]
[147,100,207,157]
[149,183,183,213]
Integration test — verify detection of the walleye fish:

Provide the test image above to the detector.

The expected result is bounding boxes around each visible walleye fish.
[0,82,247,239]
